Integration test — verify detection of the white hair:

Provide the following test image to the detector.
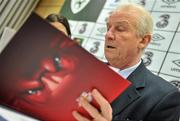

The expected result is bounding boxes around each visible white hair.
[115,3,153,37]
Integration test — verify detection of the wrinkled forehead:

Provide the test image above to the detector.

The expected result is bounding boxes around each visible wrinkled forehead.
[108,10,135,22]
[107,10,137,28]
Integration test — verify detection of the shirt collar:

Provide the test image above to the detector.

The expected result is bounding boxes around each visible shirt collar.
[109,60,142,79]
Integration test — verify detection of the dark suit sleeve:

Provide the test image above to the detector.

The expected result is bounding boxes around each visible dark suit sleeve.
[147,89,180,121]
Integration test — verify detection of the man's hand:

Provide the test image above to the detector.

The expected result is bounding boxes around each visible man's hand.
[72,89,112,121]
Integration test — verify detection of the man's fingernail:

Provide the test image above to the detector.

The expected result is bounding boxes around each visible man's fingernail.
[92,89,98,93]
[72,111,77,116]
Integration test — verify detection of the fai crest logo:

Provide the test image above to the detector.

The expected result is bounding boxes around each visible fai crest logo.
[71,0,90,14]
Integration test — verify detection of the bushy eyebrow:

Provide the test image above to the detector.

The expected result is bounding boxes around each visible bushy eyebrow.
[116,21,130,26]
[107,21,130,28]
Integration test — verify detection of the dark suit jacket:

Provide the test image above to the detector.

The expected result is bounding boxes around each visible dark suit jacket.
[111,62,180,121]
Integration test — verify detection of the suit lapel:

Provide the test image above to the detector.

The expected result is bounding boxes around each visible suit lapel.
[111,84,140,116]
[111,61,147,116]
[127,61,146,89]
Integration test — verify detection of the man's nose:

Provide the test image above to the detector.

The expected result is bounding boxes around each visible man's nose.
[105,29,114,41]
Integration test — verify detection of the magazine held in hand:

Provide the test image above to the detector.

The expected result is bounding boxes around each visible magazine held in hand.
[0,13,131,121]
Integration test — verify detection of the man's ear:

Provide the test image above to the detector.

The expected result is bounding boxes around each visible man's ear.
[138,34,152,49]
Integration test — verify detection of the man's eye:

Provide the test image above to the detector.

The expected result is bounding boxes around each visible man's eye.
[54,56,62,71]
[116,26,125,32]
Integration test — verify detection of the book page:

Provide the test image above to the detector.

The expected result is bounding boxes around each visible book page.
[0,106,38,121]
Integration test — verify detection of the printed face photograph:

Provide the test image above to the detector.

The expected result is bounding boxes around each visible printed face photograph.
[0,30,85,120]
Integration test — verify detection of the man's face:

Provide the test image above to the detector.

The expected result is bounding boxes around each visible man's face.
[105,10,142,69]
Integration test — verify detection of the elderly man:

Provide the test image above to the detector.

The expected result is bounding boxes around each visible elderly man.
[72,3,180,121]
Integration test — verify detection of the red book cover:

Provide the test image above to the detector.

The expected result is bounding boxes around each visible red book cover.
[0,13,131,121]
